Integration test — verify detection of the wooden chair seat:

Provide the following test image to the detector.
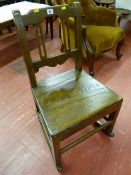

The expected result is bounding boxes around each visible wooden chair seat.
[33,69,122,137]
[13,2,123,171]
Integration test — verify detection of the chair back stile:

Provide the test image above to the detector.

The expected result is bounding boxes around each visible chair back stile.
[13,3,82,88]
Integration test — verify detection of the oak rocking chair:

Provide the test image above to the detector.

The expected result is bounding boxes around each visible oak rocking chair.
[13,2,123,171]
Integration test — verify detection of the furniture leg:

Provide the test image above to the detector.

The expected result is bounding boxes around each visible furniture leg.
[116,39,124,60]
[51,136,63,171]
[87,55,94,76]
[50,17,53,39]
[46,18,48,35]
[46,17,54,39]
[0,29,2,35]
[7,25,12,33]
[103,103,122,137]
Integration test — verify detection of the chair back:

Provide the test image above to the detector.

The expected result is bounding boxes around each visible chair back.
[13,2,82,88]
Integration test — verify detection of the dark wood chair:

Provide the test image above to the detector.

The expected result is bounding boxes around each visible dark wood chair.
[13,2,123,171]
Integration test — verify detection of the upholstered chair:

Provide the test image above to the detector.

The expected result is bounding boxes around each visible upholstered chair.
[53,0,125,75]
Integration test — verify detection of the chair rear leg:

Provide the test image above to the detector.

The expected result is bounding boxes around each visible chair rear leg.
[51,136,63,172]
[116,39,124,60]
[103,102,122,137]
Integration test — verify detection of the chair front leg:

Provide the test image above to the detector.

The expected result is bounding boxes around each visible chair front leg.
[51,136,63,172]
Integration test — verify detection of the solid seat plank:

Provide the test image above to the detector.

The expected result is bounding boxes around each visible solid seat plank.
[33,69,122,136]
